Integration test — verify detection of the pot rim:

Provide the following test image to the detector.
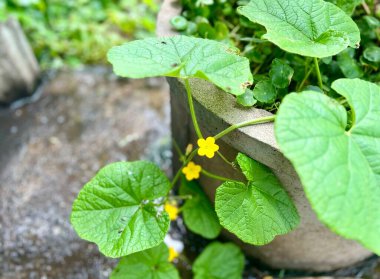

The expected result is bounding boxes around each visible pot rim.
[156,0,295,173]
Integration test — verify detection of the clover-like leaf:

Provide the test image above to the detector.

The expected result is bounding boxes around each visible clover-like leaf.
[364,46,380,63]
[107,35,253,95]
[269,59,294,89]
[337,49,364,78]
[253,80,277,104]
[110,243,180,279]
[215,153,300,245]
[180,178,221,239]
[238,0,360,58]
[71,161,171,258]
[193,242,244,279]
[237,88,257,107]
[275,79,380,254]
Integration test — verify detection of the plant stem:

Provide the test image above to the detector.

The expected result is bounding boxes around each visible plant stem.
[170,149,198,187]
[217,151,234,167]
[43,0,52,28]
[297,64,314,91]
[201,169,238,182]
[214,115,276,140]
[172,139,186,161]
[362,1,371,15]
[313,57,323,90]
[184,79,203,139]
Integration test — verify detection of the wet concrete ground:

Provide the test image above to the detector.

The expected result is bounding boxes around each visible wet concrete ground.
[0,68,171,279]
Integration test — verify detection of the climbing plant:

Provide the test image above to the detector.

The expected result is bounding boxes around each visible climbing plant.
[70,0,380,277]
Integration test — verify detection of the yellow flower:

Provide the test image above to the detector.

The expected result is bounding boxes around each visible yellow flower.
[182,161,202,181]
[165,202,179,221]
[197,137,219,159]
[168,247,179,262]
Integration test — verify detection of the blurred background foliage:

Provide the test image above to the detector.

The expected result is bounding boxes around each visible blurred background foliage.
[0,0,160,69]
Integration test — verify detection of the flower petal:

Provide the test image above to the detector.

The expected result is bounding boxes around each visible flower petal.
[206,137,215,144]
[198,148,206,156]
[212,144,220,152]
[206,151,215,158]
[197,138,206,148]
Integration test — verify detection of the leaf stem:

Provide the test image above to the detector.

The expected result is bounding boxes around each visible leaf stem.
[313,57,323,90]
[184,79,203,139]
[362,1,371,15]
[214,115,276,140]
[201,169,238,183]
[172,139,186,161]
[217,151,234,167]
[297,64,314,91]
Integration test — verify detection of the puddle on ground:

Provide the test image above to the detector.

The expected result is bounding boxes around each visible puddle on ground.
[0,68,379,279]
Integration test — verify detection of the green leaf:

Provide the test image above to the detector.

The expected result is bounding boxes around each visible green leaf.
[337,49,364,78]
[185,21,198,35]
[253,80,277,104]
[215,21,229,40]
[193,242,244,279]
[363,16,380,29]
[197,22,217,39]
[170,16,188,31]
[364,46,380,63]
[275,79,380,254]
[107,36,253,95]
[237,88,257,107]
[110,243,180,279]
[215,153,300,245]
[196,0,214,6]
[238,0,360,58]
[71,161,171,258]
[326,0,362,14]
[269,59,294,89]
[180,178,222,239]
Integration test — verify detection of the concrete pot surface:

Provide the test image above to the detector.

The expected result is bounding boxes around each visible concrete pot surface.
[157,0,372,272]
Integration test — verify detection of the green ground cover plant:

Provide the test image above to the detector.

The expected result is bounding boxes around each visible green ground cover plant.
[0,0,159,69]
[176,0,380,111]
[70,0,380,277]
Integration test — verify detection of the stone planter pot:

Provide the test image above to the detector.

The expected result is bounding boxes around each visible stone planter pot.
[0,17,40,105]
[157,0,372,272]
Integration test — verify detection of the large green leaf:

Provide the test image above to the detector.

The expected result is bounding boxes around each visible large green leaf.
[275,79,380,254]
[193,242,244,279]
[71,161,171,258]
[179,178,221,239]
[110,243,180,279]
[107,36,253,95]
[326,0,362,14]
[238,0,360,58]
[215,153,300,245]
